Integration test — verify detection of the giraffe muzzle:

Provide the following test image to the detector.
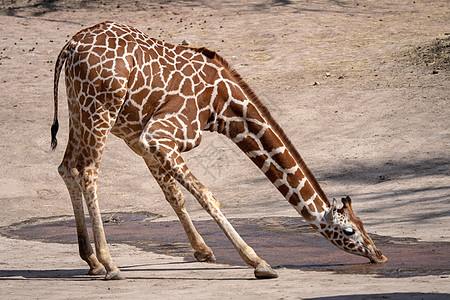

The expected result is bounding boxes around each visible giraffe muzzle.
[368,248,388,263]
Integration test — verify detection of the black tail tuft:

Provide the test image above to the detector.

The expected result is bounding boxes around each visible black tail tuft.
[51,118,59,150]
[51,41,68,151]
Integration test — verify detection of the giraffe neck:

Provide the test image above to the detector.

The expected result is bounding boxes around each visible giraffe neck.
[208,75,331,230]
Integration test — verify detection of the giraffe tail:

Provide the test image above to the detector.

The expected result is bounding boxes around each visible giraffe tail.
[51,42,70,150]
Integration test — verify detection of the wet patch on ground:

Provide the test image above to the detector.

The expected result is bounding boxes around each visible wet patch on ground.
[1,213,449,278]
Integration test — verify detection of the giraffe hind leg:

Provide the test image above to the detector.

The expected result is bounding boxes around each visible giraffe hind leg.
[58,124,106,276]
[143,155,216,262]
[77,131,125,279]
[61,101,124,280]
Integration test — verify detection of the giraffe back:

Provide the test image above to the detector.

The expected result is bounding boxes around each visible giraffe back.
[56,22,235,148]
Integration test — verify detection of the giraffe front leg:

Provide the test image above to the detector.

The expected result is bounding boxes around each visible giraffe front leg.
[139,134,277,279]
[180,174,278,278]
[200,191,278,279]
[143,156,216,263]
[166,194,217,263]
[170,201,217,263]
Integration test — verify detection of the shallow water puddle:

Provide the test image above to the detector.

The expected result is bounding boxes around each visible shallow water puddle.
[1,213,449,278]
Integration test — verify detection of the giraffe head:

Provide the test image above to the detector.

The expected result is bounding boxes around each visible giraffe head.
[323,196,387,263]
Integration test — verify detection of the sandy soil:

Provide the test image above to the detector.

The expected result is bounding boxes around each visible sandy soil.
[0,0,449,298]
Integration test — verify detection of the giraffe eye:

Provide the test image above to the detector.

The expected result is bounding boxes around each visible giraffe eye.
[343,228,355,236]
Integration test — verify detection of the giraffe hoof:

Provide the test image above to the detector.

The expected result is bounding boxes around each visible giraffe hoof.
[254,265,278,279]
[88,266,107,276]
[104,270,126,280]
[194,251,216,263]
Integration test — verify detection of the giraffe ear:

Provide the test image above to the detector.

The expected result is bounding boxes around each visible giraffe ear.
[325,198,337,224]
[341,196,352,208]
[341,196,355,214]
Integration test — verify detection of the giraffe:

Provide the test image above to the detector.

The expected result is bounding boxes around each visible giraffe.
[51,21,387,280]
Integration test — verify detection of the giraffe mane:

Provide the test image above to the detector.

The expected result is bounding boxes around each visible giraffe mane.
[191,46,330,206]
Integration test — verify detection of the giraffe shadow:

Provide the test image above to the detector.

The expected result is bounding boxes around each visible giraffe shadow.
[118,261,252,280]
[0,268,92,281]
[0,262,250,281]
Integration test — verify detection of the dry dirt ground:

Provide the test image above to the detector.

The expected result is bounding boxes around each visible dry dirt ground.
[0,0,449,299]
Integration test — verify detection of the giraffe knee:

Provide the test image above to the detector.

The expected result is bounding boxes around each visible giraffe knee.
[201,190,221,211]
[58,162,80,179]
